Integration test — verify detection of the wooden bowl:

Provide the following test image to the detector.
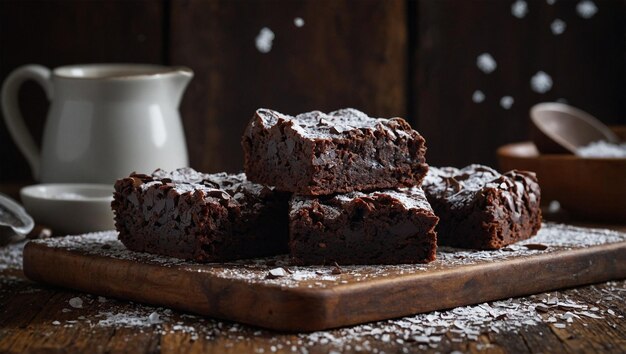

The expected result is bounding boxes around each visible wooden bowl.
[497,128,626,223]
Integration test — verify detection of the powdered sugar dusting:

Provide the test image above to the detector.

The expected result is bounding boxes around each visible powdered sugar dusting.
[291,186,434,217]
[255,108,414,140]
[28,282,625,351]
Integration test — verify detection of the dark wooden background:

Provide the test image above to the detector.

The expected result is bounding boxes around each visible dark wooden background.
[1,0,625,182]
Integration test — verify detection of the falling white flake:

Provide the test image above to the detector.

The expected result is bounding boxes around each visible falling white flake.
[551,19,566,35]
[547,0,556,5]
[548,200,561,213]
[511,0,529,18]
[472,90,485,103]
[255,27,275,54]
[531,71,553,94]
[294,17,305,27]
[69,297,83,309]
[476,53,497,74]
[500,96,514,110]
[577,1,598,19]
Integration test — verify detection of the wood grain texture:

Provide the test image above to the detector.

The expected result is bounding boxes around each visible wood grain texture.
[0,0,163,181]
[414,0,626,168]
[22,237,626,331]
[1,269,625,353]
[169,0,408,173]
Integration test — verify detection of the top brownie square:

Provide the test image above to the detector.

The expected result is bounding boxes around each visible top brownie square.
[242,108,429,195]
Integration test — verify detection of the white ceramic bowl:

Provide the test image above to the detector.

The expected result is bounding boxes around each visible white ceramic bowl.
[20,184,115,235]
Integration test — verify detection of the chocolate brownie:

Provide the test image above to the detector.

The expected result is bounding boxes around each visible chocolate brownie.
[422,165,542,250]
[289,187,439,265]
[242,108,429,195]
[111,168,289,262]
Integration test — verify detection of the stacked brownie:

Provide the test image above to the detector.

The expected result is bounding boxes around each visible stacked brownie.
[243,108,439,265]
[112,168,288,262]
[112,107,543,264]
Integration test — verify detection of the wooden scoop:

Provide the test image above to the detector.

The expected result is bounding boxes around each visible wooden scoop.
[530,102,620,154]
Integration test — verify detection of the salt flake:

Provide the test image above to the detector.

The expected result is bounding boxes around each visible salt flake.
[530,71,553,94]
[500,96,514,110]
[476,53,497,74]
[472,90,485,103]
[511,0,529,18]
[294,17,305,27]
[550,19,566,35]
[577,1,598,19]
[255,27,275,54]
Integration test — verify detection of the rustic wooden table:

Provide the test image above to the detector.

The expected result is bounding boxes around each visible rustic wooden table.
[1,182,625,354]
[1,231,624,353]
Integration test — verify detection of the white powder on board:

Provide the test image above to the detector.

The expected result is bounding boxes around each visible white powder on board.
[0,240,25,270]
[37,282,624,351]
[577,1,598,19]
[476,53,497,74]
[97,310,164,327]
[472,90,485,103]
[511,0,529,19]
[531,71,553,94]
[255,27,275,53]
[550,19,566,35]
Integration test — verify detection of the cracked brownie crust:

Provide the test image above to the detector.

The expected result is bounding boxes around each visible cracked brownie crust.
[289,187,439,265]
[112,168,289,262]
[423,165,542,250]
[242,108,429,195]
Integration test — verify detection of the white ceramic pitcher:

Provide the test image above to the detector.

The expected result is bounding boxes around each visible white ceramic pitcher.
[1,63,192,183]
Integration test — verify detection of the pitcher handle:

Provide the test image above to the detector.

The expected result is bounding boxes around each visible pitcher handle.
[1,65,53,181]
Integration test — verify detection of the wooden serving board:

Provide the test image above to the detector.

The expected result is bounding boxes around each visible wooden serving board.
[23,223,626,332]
